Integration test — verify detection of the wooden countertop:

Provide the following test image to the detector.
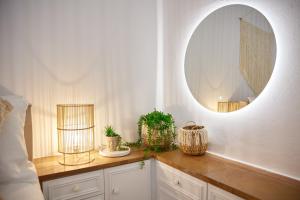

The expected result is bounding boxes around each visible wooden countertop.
[33,150,300,200]
[33,149,149,182]
[156,150,300,200]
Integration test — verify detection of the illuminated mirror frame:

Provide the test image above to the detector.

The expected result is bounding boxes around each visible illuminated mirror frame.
[183,3,277,114]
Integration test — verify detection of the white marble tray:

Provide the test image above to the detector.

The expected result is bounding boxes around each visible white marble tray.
[99,146,131,158]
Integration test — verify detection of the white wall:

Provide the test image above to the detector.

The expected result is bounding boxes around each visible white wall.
[0,0,157,158]
[0,0,299,180]
[161,0,300,180]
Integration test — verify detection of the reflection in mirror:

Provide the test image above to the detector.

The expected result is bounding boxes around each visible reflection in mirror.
[185,5,276,112]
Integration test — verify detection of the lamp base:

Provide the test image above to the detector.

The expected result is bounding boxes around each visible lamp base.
[58,151,95,166]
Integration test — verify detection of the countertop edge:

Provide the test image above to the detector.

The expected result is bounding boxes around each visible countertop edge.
[36,155,149,182]
[34,150,300,200]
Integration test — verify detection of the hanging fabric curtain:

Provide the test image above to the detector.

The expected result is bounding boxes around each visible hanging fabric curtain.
[240,20,275,95]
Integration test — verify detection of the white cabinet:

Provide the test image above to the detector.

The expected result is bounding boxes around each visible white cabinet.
[41,160,244,200]
[208,184,244,200]
[155,161,207,200]
[42,170,104,200]
[104,160,151,200]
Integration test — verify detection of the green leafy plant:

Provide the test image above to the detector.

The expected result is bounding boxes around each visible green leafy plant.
[137,109,176,152]
[104,125,119,137]
[123,140,142,148]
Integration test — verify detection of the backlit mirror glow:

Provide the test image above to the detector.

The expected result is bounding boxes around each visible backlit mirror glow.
[185,5,276,112]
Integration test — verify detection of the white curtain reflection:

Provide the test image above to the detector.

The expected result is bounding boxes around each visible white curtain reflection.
[240,20,276,95]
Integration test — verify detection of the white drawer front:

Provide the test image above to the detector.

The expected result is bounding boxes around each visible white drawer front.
[208,184,244,200]
[157,180,196,200]
[156,161,207,200]
[43,170,104,200]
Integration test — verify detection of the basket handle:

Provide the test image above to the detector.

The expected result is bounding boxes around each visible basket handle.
[181,121,196,127]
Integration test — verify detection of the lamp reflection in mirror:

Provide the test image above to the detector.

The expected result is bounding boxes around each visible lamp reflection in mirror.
[218,101,248,112]
[57,104,95,166]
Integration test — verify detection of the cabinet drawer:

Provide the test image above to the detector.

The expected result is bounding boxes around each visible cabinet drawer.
[208,184,244,200]
[156,161,207,200]
[43,170,104,200]
[157,180,196,200]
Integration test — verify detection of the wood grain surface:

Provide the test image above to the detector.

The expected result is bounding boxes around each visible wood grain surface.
[33,149,300,200]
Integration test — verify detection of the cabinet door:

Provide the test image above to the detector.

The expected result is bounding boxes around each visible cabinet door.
[104,160,151,200]
[208,184,244,200]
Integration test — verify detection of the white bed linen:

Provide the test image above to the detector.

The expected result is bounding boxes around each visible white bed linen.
[0,94,44,200]
[0,181,44,200]
[0,95,36,183]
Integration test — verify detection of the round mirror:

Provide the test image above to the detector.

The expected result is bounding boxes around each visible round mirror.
[185,5,276,112]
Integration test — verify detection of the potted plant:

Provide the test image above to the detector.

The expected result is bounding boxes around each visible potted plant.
[104,125,121,152]
[138,110,176,152]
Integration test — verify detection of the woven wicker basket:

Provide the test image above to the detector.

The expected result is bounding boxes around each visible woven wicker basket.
[105,136,121,152]
[178,122,208,155]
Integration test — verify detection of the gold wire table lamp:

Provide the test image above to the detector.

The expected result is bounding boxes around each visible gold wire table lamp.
[57,104,95,165]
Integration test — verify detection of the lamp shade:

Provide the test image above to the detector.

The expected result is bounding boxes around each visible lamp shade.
[57,104,95,165]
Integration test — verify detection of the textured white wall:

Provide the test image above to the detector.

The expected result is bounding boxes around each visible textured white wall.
[0,0,157,158]
[0,0,299,180]
[161,0,300,180]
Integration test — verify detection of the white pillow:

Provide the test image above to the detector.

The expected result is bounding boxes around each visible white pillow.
[0,95,37,184]
[0,182,44,200]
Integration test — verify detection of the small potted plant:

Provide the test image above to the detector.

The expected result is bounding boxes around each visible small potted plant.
[104,125,121,152]
[138,110,176,152]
